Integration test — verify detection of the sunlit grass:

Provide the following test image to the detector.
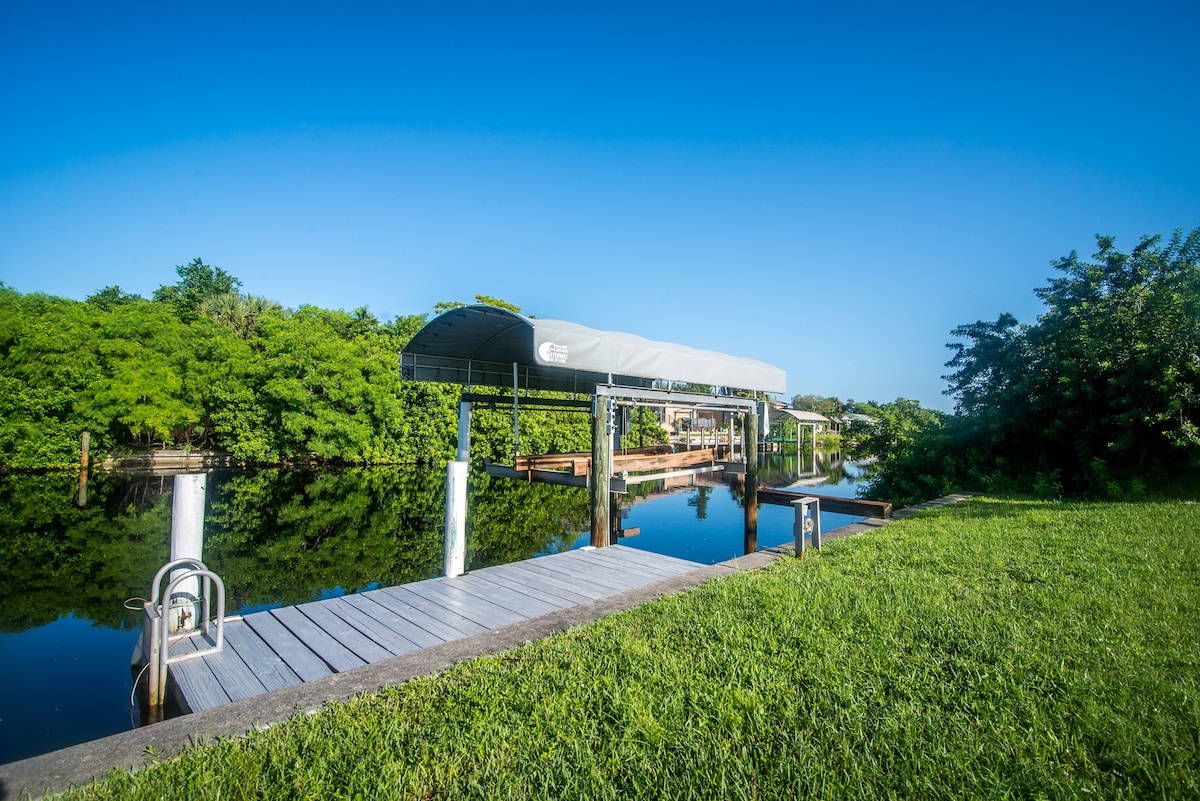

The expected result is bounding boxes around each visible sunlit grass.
[49,497,1200,800]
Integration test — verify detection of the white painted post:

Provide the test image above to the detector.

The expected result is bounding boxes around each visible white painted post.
[444,400,472,578]
[168,473,206,633]
[445,461,468,577]
[758,400,769,451]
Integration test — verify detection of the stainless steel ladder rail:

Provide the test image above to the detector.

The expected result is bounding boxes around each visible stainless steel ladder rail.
[141,558,226,710]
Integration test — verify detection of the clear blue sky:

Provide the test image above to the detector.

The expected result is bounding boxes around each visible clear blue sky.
[3,1,1197,410]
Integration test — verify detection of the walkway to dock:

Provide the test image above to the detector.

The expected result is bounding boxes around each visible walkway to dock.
[168,544,705,713]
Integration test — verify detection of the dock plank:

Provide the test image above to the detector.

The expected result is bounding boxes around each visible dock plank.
[399,580,527,629]
[548,551,658,589]
[602,545,704,574]
[223,620,302,692]
[451,575,564,618]
[271,606,366,673]
[296,601,396,664]
[196,641,270,704]
[466,567,590,606]
[318,597,423,657]
[372,586,488,639]
[518,553,639,591]
[169,655,230,712]
[492,560,615,600]
[241,611,333,682]
[344,592,454,648]
[584,548,683,579]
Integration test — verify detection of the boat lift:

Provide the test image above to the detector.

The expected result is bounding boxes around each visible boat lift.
[401,306,787,576]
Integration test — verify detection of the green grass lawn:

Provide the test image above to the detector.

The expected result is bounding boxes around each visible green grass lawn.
[51,497,1200,800]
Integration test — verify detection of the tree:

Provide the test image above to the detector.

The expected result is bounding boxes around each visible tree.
[937,227,1200,496]
[200,293,281,338]
[790,393,846,419]
[152,258,241,322]
[434,296,522,316]
[85,285,143,310]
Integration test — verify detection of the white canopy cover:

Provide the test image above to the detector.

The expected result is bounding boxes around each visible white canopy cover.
[401,305,786,395]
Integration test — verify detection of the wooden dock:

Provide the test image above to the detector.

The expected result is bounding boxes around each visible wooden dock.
[166,545,704,713]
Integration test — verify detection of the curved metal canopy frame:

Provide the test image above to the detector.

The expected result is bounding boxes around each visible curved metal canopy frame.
[400,305,786,396]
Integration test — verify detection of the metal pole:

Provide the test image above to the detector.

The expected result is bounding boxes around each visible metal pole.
[512,362,520,459]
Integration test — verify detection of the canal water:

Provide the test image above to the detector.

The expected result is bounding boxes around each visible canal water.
[0,452,873,764]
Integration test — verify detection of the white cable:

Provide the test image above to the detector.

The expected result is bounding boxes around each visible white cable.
[130,661,151,705]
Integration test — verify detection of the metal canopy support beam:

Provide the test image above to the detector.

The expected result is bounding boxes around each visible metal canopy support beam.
[512,363,520,460]
[590,395,613,547]
[461,393,592,411]
[594,383,759,412]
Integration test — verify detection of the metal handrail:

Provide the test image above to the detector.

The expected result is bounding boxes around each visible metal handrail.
[150,557,208,607]
[159,569,225,671]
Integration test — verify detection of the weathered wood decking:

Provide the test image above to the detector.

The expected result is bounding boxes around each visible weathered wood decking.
[167,545,704,713]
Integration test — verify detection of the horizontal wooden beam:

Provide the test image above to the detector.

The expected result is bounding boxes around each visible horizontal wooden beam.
[514,445,672,473]
[484,462,590,488]
[607,448,717,476]
[756,488,892,519]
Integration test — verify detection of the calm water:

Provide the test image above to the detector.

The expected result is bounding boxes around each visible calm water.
[0,452,871,764]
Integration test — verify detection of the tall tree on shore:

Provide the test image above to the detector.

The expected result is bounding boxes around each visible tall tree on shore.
[152,258,241,322]
[942,227,1200,494]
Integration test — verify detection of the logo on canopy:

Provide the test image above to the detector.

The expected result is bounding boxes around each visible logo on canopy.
[538,341,569,364]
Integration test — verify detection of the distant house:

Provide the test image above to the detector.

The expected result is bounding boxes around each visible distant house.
[768,408,838,443]
[840,413,880,427]
[664,407,721,432]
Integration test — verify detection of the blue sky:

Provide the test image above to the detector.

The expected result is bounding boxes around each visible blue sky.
[2,1,1197,410]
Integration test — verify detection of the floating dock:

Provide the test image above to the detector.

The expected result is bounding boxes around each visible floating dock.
[165,545,704,713]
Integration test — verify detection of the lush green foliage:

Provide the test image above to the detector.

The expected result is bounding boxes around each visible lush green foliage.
[843,398,954,505]
[51,497,1200,800]
[860,229,1200,502]
[944,228,1200,495]
[789,393,846,419]
[0,267,592,468]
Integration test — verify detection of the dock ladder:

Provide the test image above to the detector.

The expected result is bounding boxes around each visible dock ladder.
[139,558,226,710]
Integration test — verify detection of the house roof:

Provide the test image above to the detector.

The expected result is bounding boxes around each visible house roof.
[770,408,831,424]
[400,305,786,394]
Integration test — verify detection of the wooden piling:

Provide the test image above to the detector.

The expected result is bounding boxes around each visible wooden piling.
[590,396,612,547]
[743,410,758,554]
[77,431,90,506]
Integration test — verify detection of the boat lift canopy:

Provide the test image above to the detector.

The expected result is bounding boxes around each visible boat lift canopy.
[401,306,786,396]
[400,305,786,564]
